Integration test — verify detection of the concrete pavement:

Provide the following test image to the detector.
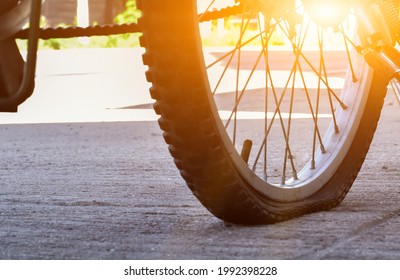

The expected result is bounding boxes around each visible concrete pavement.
[1,48,400,259]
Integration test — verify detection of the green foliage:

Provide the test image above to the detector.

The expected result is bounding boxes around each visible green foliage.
[115,0,141,24]
[43,38,62,50]
[109,0,142,47]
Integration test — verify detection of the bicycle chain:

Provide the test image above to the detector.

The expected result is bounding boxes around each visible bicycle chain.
[14,5,242,40]
[14,23,141,40]
[199,4,243,22]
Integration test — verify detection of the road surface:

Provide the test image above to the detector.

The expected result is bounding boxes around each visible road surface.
[1,48,400,259]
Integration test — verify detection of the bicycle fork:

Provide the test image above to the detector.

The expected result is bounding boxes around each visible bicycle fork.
[355,0,400,83]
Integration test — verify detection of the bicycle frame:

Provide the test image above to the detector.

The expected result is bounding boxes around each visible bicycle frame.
[0,0,41,112]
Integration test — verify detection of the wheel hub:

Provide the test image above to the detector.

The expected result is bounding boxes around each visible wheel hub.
[302,0,350,28]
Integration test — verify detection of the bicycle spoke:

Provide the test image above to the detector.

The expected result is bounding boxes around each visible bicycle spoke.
[258,15,269,179]
[340,25,362,55]
[311,27,324,169]
[224,45,265,129]
[300,51,348,110]
[281,17,311,178]
[252,53,299,175]
[224,17,276,128]
[296,61,326,157]
[320,30,340,135]
[340,25,358,82]
[233,9,248,145]
[279,24,348,110]
[211,17,251,95]
[206,19,284,70]
[283,61,298,184]
[198,0,217,22]
[199,0,369,186]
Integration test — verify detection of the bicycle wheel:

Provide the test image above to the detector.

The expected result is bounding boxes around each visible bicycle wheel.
[138,0,388,224]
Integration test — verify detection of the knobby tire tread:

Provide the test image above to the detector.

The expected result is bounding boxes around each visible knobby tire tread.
[138,0,387,224]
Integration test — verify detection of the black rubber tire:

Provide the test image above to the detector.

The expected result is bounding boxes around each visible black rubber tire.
[137,0,388,224]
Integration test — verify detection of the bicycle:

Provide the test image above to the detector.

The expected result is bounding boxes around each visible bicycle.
[1,0,400,224]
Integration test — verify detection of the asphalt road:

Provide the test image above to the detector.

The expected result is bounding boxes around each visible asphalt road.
[1,48,400,259]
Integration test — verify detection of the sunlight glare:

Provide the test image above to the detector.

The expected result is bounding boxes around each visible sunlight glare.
[302,0,350,28]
